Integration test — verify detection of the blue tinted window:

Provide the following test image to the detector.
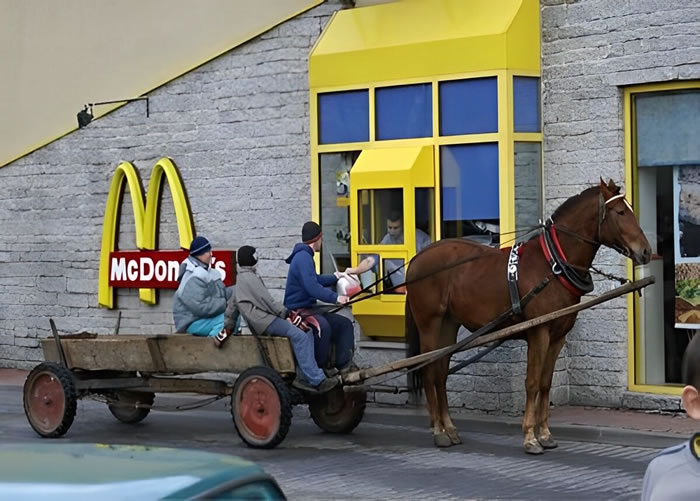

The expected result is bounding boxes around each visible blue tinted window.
[439,77,498,136]
[514,77,540,132]
[319,90,369,144]
[441,143,499,220]
[375,84,432,140]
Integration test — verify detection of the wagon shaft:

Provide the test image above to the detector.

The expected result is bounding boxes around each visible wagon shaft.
[343,276,655,385]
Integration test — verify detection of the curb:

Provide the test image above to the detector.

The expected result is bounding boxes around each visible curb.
[363,406,687,450]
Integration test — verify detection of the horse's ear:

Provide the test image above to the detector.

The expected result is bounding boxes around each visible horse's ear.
[607,179,621,194]
[599,178,612,197]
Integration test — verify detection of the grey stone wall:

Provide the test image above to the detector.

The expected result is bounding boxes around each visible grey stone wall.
[0,3,340,368]
[541,0,700,407]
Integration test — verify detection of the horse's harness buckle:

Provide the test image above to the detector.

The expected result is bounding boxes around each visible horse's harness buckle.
[551,261,562,275]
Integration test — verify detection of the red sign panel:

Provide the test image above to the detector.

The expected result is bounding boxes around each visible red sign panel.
[108,250,236,288]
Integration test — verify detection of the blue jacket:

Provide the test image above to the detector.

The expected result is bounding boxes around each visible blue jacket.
[284,243,338,309]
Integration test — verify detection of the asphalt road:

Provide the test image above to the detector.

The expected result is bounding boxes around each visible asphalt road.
[1,385,669,500]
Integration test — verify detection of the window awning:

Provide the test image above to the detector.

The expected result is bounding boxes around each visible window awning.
[350,146,434,189]
[310,0,539,88]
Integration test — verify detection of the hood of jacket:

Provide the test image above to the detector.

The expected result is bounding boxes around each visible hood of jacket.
[285,243,313,264]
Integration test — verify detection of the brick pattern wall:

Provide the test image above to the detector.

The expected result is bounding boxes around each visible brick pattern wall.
[0,3,339,368]
[541,0,700,407]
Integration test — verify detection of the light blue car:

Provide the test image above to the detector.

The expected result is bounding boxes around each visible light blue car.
[0,443,285,500]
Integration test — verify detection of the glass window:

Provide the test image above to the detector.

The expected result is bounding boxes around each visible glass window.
[514,142,543,234]
[415,187,435,250]
[358,188,403,245]
[440,143,499,244]
[439,77,498,136]
[319,152,360,274]
[318,90,369,144]
[633,89,700,385]
[513,77,540,132]
[375,84,432,140]
[636,91,700,167]
[383,257,406,293]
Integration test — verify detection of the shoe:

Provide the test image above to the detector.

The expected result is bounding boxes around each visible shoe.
[323,368,339,378]
[292,378,319,393]
[317,375,340,393]
[338,362,358,377]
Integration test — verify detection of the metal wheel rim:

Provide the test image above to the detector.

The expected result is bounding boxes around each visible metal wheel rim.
[26,371,66,433]
[235,375,281,443]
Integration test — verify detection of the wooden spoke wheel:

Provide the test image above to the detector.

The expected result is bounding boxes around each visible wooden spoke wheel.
[309,386,366,434]
[108,391,155,424]
[231,366,292,449]
[23,362,77,438]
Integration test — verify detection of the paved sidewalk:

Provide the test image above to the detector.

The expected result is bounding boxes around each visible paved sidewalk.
[5,367,696,443]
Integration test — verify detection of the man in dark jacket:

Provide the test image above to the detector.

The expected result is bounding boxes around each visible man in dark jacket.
[284,221,355,372]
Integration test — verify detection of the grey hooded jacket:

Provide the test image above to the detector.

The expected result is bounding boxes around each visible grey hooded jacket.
[172,256,232,333]
[235,266,287,335]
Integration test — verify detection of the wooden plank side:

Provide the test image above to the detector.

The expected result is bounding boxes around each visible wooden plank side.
[40,335,295,375]
[158,336,295,374]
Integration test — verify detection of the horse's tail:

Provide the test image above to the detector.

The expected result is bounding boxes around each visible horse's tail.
[405,296,422,396]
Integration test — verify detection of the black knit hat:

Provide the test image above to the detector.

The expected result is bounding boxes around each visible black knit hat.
[237,245,258,267]
[302,221,322,244]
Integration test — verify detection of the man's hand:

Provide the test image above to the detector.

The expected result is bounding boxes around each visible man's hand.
[337,295,349,305]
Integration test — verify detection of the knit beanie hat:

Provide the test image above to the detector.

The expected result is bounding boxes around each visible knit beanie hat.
[302,221,322,244]
[237,245,258,267]
[189,236,211,256]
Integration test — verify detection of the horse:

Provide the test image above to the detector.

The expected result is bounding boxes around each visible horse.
[405,179,651,454]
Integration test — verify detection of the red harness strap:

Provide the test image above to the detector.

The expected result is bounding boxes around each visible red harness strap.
[539,226,584,298]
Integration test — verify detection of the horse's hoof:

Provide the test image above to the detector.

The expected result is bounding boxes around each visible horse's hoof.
[537,434,558,449]
[447,430,462,445]
[434,433,452,448]
[524,439,544,455]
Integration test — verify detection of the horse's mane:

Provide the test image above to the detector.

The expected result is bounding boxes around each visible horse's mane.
[551,186,600,221]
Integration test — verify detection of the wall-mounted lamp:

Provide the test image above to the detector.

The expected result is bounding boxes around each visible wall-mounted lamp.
[77,97,150,128]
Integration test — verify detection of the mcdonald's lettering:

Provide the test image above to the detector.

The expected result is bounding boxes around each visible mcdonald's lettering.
[98,158,235,308]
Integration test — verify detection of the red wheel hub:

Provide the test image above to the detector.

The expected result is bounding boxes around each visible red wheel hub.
[27,373,66,433]
[237,377,281,440]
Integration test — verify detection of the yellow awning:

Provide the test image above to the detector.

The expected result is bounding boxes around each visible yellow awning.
[351,146,434,189]
[309,0,539,88]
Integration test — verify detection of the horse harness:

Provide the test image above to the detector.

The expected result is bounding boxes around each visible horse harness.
[507,191,631,314]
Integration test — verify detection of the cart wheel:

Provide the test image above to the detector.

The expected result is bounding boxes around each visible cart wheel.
[108,391,155,424]
[309,386,366,434]
[23,362,77,438]
[231,366,292,449]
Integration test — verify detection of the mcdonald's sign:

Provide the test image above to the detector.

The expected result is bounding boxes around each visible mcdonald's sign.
[98,158,235,309]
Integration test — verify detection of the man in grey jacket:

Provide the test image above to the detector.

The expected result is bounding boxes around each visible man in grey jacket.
[234,245,339,393]
[173,236,232,337]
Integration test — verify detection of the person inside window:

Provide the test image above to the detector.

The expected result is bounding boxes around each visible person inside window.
[380,211,432,288]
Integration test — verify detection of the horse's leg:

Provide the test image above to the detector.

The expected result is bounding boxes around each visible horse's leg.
[535,334,567,449]
[422,363,450,447]
[523,326,550,455]
[417,315,451,447]
[437,319,461,445]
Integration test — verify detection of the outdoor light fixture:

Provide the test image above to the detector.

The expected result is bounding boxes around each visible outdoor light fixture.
[76,97,150,128]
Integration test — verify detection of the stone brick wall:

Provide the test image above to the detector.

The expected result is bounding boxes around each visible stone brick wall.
[0,2,340,368]
[541,0,700,407]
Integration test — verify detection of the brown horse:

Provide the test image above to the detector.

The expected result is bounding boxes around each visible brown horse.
[405,179,651,454]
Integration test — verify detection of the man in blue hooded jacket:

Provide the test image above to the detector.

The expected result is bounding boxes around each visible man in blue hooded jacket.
[284,221,355,373]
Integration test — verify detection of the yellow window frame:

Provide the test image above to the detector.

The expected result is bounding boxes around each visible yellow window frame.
[625,80,700,396]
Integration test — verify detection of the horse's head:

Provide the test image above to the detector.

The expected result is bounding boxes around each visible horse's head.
[598,178,651,265]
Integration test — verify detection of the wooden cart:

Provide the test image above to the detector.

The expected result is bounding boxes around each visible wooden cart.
[23,324,366,449]
[23,278,653,449]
